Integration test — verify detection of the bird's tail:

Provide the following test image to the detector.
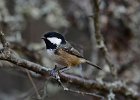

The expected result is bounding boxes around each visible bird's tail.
[85,60,102,70]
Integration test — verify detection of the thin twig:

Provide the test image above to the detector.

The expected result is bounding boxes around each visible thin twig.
[65,88,104,100]
[26,69,41,99]
[56,73,104,99]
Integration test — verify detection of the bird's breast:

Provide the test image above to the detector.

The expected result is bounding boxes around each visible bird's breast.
[46,49,57,61]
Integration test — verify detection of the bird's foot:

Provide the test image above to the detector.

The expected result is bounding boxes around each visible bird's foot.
[50,65,58,77]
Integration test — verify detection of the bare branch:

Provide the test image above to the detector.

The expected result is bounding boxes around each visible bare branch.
[0,49,51,76]
[26,69,41,99]
[90,0,116,76]
[60,73,139,99]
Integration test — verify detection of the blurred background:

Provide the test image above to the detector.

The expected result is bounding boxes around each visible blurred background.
[0,0,140,100]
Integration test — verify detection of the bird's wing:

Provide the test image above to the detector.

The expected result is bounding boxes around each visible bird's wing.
[57,41,84,58]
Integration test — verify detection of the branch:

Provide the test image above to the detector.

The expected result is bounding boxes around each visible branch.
[0,32,139,99]
[60,73,139,99]
[90,0,116,76]
[0,49,51,76]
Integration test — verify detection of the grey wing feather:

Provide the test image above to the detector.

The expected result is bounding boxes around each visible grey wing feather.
[58,41,84,58]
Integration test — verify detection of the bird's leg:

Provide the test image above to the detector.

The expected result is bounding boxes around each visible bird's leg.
[53,65,57,70]
[50,66,70,77]
[50,65,58,77]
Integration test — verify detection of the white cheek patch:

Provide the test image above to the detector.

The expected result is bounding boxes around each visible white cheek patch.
[47,37,62,45]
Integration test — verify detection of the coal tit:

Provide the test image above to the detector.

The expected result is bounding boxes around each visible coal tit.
[41,32,102,70]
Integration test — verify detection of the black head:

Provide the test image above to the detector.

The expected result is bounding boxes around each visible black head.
[42,32,66,49]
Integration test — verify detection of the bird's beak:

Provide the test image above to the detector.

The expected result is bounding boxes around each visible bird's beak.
[41,37,45,39]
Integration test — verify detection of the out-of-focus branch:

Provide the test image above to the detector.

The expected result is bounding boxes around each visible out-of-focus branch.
[0,32,139,99]
[10,41,43,63]
[90,0,116,76]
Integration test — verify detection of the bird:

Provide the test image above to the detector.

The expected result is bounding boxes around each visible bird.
[41,32,102,71]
